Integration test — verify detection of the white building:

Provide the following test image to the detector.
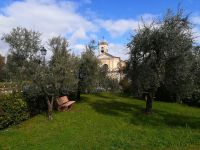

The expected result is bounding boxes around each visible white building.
[97,40,126,81]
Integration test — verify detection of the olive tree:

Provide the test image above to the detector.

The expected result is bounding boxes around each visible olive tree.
[127,8,194,112]
[2,27,41,81]
[30,36,78,119]
[77,40,99,96]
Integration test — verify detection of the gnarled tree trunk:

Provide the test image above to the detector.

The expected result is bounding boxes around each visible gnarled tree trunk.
[176,94,182,104]
[145,92,153,113]
[46,96,54,120]
[77,80,81,101]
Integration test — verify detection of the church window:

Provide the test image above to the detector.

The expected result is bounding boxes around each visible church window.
[101,47,104,53]
[102,64,109,71]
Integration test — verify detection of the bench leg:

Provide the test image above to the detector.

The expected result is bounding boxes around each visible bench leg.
[58,107,61,111]
[67,105,74,111]
[58,105,73,111]
[58,106,67,111]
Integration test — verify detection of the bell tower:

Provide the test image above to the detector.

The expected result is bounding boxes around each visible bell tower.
[98,40,108,55]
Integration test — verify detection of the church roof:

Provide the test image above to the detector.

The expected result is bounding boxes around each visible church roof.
[97,52,120,59]
[98,41,108,45]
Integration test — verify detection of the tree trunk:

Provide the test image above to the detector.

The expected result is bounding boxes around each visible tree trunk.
[176,94,182,104]
[77,81,81,101]
[145,93,153,113]
[77,89,81,101]
[46,96,54,120]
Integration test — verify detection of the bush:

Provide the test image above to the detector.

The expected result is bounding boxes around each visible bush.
[155,84,176,102]
[0,93,30,129]
[183,90,200,107]
[23,93,47,116]
[0,82,20,93]
[119,77,132,94]
[23,87,78,116]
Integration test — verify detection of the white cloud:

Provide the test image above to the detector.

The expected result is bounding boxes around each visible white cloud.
[0,0,97,56]
[98,13,156,37]
[192,16,200,25]
[98,19,138,37]
[193,27,200,43]
[0,41,9,56]
[69,28,88,44]
[72,44,85,56]
[108,43,128,60]
[0,0,157,59]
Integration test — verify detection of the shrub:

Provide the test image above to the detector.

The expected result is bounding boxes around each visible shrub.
[119,77,132,94]
[23,93,47,116]
[185,90,200,107]
[0,93,30,129]
[0,82,20,93]
[23,88,78,116]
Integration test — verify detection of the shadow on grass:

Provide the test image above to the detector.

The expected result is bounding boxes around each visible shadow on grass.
[89,96,200,129]
[94,93,118,100]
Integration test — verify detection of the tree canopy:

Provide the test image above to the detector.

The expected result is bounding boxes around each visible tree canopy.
[127,8,196,112]
[2,27,41,81]
[29,36,79,119]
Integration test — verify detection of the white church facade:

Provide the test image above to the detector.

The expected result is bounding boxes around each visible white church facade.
[97,40,126,81]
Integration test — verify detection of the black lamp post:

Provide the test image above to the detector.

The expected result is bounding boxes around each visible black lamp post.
[77,68,84,101]
[40,47,47,65]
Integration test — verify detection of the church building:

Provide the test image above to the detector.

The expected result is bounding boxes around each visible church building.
[97,40,126,81]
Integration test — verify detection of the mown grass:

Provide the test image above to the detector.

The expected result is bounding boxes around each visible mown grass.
[0,93,200,150]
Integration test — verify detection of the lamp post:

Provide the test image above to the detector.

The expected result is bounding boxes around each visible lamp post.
[40,47,47,65]
[77,67,84,101]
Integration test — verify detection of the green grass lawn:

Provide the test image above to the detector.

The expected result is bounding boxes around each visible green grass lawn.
[0,93,200,150]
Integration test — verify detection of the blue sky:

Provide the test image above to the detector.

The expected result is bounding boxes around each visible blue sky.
[0,0,200,60]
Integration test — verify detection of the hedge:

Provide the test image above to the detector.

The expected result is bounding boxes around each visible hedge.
[0,93,30,129]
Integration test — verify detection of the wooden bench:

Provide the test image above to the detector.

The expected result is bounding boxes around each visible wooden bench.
[57,96,76,111]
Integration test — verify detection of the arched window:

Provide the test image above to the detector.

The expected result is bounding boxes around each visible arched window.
[101,47,104,53]
[102,64,109,72]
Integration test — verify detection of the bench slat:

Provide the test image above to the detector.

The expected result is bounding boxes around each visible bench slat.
[59,101,75,107]
[57,96,69,105]
[57,96,76,111]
